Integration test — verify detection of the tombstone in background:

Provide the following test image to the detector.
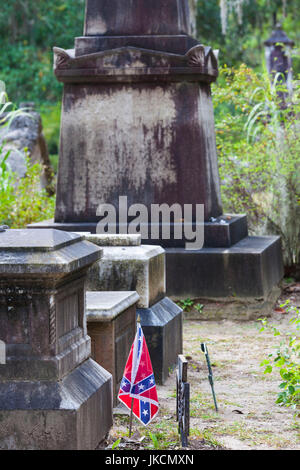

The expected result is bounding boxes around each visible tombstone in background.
[29,0,283,318]
[0,229,113,450]
[264,24,294,100]
[0,103,54,194]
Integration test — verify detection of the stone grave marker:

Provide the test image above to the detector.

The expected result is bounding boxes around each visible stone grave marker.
[0,229,113,450]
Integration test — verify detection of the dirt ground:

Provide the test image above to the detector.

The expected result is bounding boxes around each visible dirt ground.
[103,284,300,451]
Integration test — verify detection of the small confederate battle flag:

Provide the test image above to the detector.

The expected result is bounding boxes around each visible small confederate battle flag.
[118,320,159,425]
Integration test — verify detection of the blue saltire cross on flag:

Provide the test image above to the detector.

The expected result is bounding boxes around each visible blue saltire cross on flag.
[118,321,159,425]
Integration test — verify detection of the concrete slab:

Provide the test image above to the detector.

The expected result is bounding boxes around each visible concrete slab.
[86,291,139,321]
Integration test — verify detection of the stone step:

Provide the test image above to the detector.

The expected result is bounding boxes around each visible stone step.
[165,235,284,319]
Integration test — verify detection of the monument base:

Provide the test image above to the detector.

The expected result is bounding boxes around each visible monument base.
[166,235,284,318]
[27,214,248,248]
[0,359,113,450]
[137,297,183,385]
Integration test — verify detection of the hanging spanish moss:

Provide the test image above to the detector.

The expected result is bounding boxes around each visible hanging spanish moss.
[220,0,289,34]
[220,0,247,34]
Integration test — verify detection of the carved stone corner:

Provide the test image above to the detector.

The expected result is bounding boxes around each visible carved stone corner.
[186,45,218,73]
[186,44,206,67]
[53,47,71,70]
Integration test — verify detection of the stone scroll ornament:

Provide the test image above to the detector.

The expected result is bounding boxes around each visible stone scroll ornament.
[54,48,71,69]
[176,355,190,447]
[118,315,159,436]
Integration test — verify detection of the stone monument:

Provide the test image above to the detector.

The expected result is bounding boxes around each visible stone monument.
[30,0,283,317]
[265,24,294,98]
[0,229,112,450]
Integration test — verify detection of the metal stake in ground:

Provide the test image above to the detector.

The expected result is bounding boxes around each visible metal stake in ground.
[201,343,218,412]
[176,355,190,447]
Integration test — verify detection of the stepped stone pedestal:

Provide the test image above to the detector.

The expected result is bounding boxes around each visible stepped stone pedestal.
[86,290,139,405]
[0,229,113,450]
[166,235,283,320]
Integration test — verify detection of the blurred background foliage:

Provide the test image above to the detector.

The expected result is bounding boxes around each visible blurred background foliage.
[0,0,298,105]
[0,0,298,165]
[197,0,299,72]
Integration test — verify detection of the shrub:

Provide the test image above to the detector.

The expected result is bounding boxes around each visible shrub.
[0,83,55,228]
[259,301,300,410]
[0,151,55,228]
[212,64,300,274]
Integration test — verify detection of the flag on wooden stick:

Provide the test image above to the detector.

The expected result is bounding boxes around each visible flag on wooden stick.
[118,318,159,426]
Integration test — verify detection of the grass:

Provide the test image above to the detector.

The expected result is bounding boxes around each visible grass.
[108,304,300,451]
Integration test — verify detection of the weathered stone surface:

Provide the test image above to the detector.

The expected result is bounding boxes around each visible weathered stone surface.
[0,229,113,449]
[75,0,200,56]
[0,340,5,365]
[75,35,199,57]
[86,291,139,321]
[55,80,221,225]
[183,285,282,321]
[0,359,113,450]
[52,0,220,232]
[86,245,165,309]
[0,230,102,381]
[0,104,54,193]
[84,233,141,247]
[84,0,191,36]
[86,291,139,404]
[0,229,102,276]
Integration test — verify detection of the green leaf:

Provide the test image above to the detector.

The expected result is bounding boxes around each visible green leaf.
[112,438,121,450]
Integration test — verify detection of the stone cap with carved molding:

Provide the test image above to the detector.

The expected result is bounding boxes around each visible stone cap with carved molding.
[0,229,102,276]
[86,291,140,322]
[53,44,218,84]
[264,24,295,47]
